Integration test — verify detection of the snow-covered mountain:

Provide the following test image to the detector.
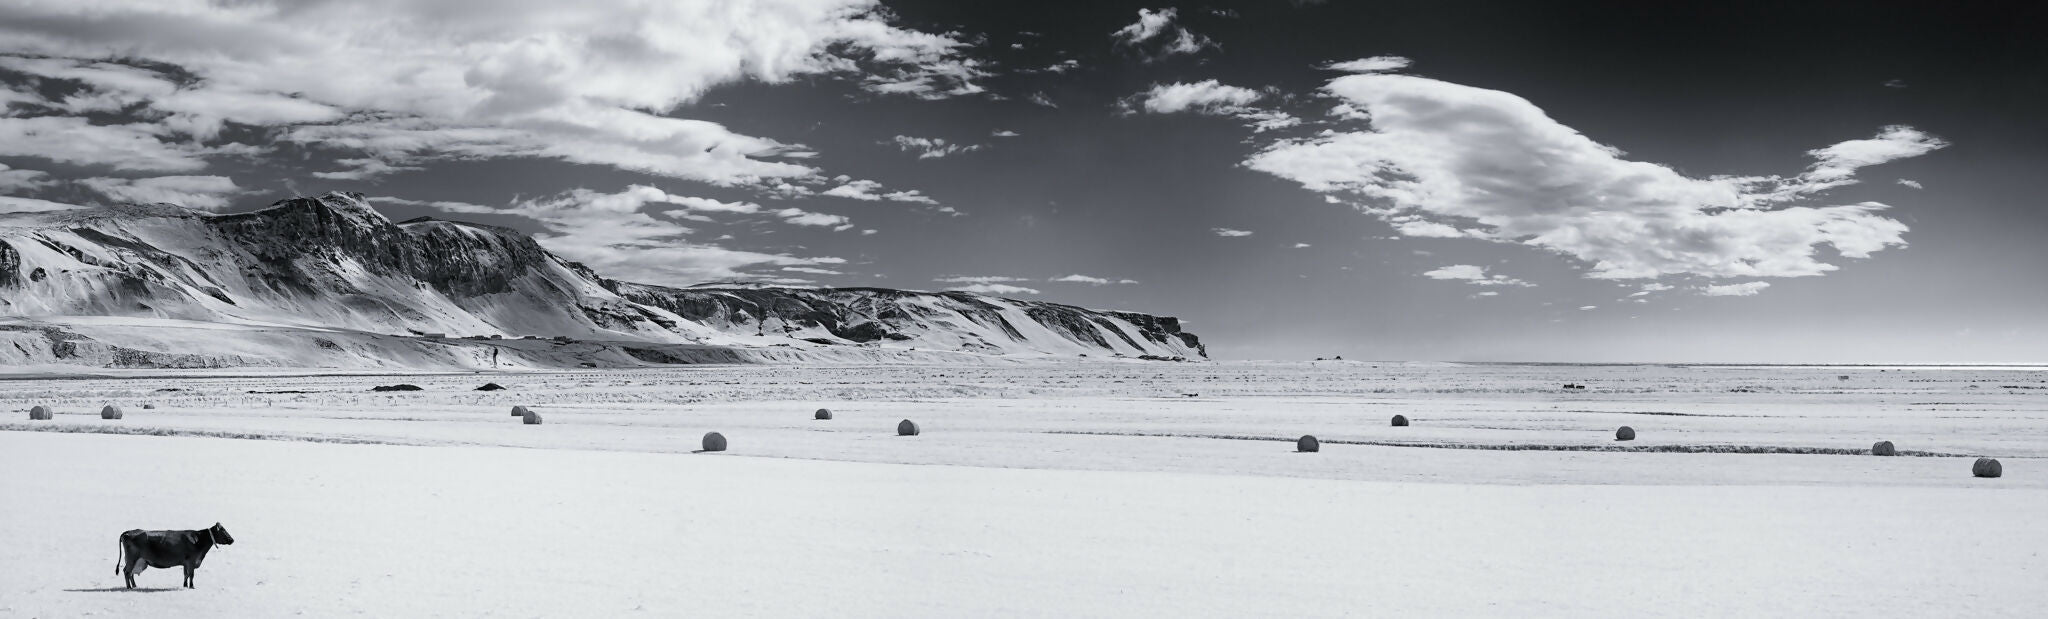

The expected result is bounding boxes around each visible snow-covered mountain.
[0,192,1202,368]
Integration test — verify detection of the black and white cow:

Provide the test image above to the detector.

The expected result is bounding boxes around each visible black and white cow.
[116,523,235,589]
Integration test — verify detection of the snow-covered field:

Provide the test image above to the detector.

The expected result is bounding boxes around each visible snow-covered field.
[3,362,2045,616]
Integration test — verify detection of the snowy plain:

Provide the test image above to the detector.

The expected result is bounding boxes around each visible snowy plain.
[3,361,2045,617]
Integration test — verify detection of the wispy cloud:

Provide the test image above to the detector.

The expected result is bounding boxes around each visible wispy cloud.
[1049,274,1138,285]
[1212,228,1254,237]
[820,179,940,205]
[1421,264,1533,287]
[1698,282,1771,297]
[890,136,983,159]
[947,283,1040,296]
[1324,56,1412,73]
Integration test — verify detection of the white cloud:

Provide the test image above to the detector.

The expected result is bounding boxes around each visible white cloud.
[1111,8,1217,60]
[820,179,939,205]
[781,266,842,275]
[1049,274,1138,285]
[313,158,424,181]
[0,195,84,213]
[78,175,247,210]
[935,275,1032,284]
[1325,56,1412,73]
[1421,264,1532,287]
[775,207,852,230]
[0,163,52,193]
[1212,228,1254,237]
[1628,282,1675,297]
[0,116,215,172]
[1698,281,1771,297]
[0,0,983,185]
[1292,242,1312,248]
[947,283,1040,296]
[1128,80,1298,133]
[1133,80,1263,115]
[991,129,1020,137]
[1027,91,1059,108]
[1896,178,1923,189]
[1246,73,1942,280]
[668,196,762,214]
[1578,305,1597,311]
[890,135,983,159]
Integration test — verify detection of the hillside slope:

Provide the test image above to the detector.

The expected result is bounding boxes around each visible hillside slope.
[0,192,1202,368]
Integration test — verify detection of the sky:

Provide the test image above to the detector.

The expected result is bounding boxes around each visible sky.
[1,0,2043,362]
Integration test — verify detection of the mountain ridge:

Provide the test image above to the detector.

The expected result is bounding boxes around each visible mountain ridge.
[0,192,1203,368]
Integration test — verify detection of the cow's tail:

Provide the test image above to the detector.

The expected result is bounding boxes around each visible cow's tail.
[114,536,124,575]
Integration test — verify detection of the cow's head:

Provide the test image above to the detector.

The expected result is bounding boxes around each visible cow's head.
[210,523,235,545]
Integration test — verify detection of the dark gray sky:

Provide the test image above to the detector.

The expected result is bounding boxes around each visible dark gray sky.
[2,0,2043,362]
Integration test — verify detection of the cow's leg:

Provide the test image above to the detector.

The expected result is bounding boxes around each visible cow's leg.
[124,558,144,589]
[183,563,195,588]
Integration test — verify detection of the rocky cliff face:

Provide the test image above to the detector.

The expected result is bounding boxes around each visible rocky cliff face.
[609,283,1204,358]
[0,192,1204,365]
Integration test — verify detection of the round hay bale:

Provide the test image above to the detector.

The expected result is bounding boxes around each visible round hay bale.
[1974,458,2002,478]
[476,382,506,391]
[1614,426,1635,441]
[521,410,543,425]
[511,405,532,417]
[1871,441,1896,456]
[1391,414,1409,427]
[897,419,920,436]
[702,432,727,452]
[815,408,832,420]
[371,384,423,392]
[29,405,53,420]
[101,405,123,420]
[1297,435,1320,453]
[143,403,157,410]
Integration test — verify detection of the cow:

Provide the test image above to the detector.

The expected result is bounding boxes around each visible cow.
[116,523,235,589]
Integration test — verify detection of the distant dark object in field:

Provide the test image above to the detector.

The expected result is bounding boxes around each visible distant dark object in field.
[521,410,542,425]
[1974,458,2002,478]
[1838,375,1851,381]
[1871,441,1896,456]
[814,408,832,420]
[511,405,532,417]
[143,404,157,410]
[702,432,727,451]
[247,390,310,394]
[371,384,423,392]
[1729,388,1756,393]
[1297,435,1320,452]
[154,388,182,392]
[101,405,123,420]
[1181,393,1200,398]
[29,405,53,420]
[476,383,506,391]
[898,419,920,436]
[1615,426,1635,441]
[1563,383,1586,390]
[118,522,234,589]
[1392,414,1409,427]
